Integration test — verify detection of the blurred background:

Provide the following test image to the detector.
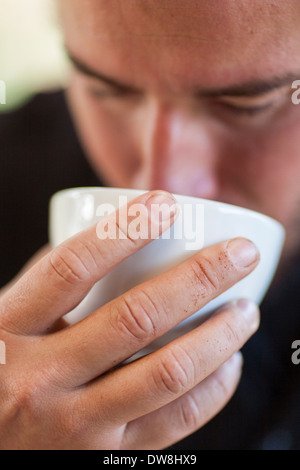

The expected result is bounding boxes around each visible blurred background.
[0,0,69,111]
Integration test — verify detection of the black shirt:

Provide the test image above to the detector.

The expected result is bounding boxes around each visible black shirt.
[0,91,299,450]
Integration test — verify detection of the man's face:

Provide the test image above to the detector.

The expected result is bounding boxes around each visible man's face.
[60,0,300,253]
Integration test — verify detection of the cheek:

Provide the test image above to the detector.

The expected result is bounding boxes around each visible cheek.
[220,121,300,225]
[67,84,141,187]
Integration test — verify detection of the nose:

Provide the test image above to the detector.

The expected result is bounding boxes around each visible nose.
[137,98,219,199]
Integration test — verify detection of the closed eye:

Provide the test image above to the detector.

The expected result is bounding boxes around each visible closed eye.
[215,86,289,117]
[220,101,274,116]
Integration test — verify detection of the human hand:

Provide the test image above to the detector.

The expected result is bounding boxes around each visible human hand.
[0,190,260,449]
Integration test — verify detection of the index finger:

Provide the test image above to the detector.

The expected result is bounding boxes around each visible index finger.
[0,191,178,335]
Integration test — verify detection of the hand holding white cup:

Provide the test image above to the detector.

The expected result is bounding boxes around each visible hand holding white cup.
[50,187,285,361]
[0,188,283,449]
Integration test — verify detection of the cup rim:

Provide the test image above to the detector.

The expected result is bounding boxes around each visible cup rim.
[50,186,285,234]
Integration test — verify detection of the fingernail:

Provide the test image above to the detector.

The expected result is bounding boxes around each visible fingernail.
[236,298,260,330]
[227,238,259,268]
[145,190,179,222]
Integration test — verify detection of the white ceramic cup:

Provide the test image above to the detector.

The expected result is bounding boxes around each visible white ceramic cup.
[49,187,285,360]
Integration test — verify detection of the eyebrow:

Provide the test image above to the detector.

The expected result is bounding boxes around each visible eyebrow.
[202,74,299,98]
[67,51,299,98]
[67,52,142,93]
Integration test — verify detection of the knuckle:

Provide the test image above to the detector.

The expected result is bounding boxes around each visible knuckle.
[222,319,242,348]
[189,255,219,296]
[152,347,195,397]
[211,369,233,400]
[49,244,90,285]
[12,384,38,414]
[177,393,200,431]
[6,370,88,443]
[115,290,159,342]
[8,372,50,419]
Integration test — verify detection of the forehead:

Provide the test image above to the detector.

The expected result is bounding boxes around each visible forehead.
[60,0,300,91]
